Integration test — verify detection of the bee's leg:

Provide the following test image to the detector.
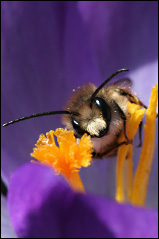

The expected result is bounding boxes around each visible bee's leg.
[99,140,132,158]
[112,100,132,144]
[137,120,143,147]
[92,151,104,159]
[133,102,157,147]
[137,112,157,148]
[138,99,148,109]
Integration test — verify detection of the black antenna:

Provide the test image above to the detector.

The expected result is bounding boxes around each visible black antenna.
[90,68,129,101]
[3,110,75,127]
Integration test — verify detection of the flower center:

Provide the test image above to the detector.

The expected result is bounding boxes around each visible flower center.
[31,128,93,193]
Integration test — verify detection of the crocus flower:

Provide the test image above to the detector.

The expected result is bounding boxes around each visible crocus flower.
[1,1,158,238]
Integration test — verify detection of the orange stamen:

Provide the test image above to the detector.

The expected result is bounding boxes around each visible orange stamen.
[31,128,93,192]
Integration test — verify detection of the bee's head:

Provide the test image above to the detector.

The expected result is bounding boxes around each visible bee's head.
[63,69,129,138]
[73,97,111,138]
[62,84,111,138]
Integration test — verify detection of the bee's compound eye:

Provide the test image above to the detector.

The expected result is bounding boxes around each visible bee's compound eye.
[94,97,111,122]
[72,119,84,136]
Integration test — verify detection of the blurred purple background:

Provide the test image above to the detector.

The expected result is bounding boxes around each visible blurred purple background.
[1,1,158,209]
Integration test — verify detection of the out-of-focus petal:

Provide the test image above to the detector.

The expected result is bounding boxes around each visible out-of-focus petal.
[1,2,100,184]
[8,163,158,238]
[78,1,158,76]
[1,195,17,238]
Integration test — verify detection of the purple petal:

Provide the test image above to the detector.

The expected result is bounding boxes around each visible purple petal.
[78,1,158,76]
[1,195,17,238]
[1,1,100,184]
[8,163,158,238]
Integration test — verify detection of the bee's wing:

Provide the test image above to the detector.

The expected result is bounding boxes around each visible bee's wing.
[111,77,132,89]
